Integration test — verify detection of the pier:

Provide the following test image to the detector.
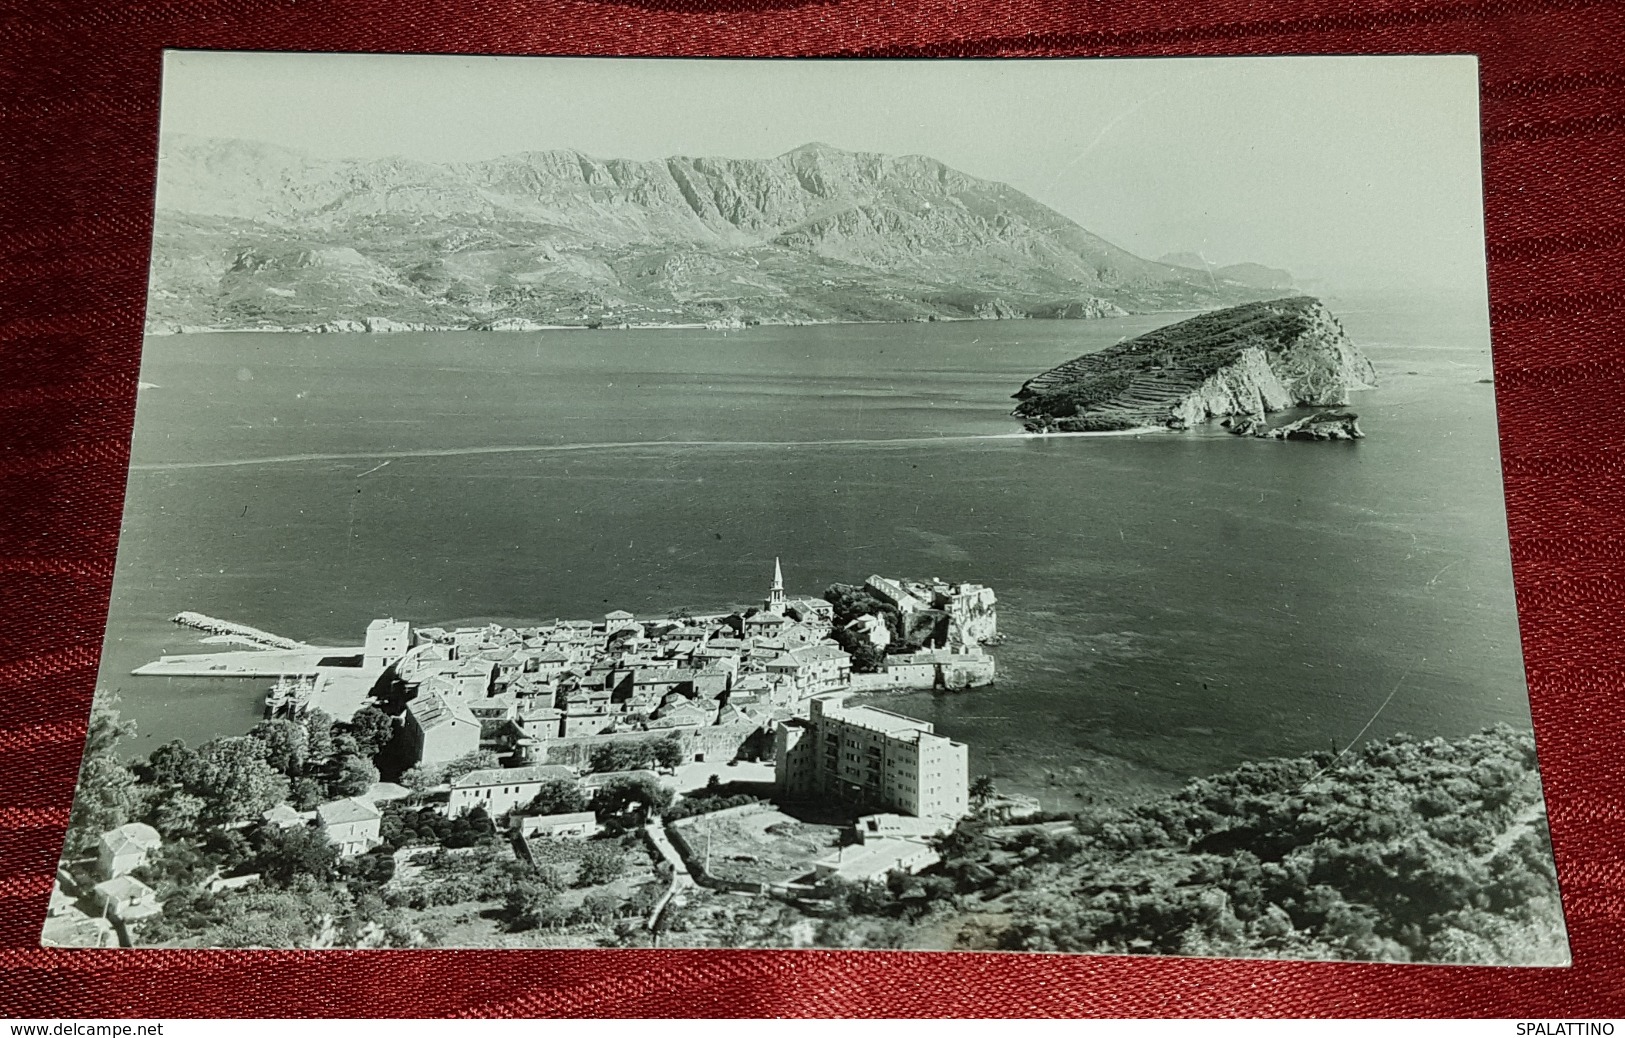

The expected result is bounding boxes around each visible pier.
[132,647,362,678]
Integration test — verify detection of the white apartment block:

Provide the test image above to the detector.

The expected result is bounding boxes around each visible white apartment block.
[775,696,968,820]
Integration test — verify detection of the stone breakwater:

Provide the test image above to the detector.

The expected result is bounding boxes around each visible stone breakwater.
[1012,296,1378,433]
[170,611,306,650]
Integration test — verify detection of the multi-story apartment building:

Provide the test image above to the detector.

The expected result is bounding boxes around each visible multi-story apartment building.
[775,696,968,820]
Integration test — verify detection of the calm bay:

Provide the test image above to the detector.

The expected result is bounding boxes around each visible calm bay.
[99,296,1528,809]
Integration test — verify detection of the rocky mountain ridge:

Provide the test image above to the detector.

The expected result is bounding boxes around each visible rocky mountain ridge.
[1157,253,1297,291]
[146,136,1274,332]
[1012,296,1378,432]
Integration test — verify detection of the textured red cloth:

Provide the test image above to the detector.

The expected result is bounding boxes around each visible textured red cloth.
[3,0,1623,1018]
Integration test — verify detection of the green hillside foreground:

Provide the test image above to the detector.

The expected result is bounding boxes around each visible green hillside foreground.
[958,725,1566,963]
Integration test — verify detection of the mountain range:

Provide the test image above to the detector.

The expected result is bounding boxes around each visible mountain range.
[145,136,1279,332]
[1156,253,1297,291]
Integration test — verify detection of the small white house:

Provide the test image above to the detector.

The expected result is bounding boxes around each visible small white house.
[813,837,939,885]
[97,822,161,879]
[316,797,382,856]
[515,811,598,840]
[445,764,578,819]
[92,874,162,922]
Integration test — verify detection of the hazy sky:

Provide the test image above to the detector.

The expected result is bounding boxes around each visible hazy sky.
[160,52,1487,294]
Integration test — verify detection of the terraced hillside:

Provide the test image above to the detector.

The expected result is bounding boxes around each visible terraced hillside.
[1012,297,1378,432]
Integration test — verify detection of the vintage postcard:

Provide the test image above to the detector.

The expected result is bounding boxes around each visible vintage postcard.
[48,52,1566,963]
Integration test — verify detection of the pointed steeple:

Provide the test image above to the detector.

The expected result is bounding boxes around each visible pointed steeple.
[767,557,786,612]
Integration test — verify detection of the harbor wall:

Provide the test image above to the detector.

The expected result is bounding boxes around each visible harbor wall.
[847,655,996,692]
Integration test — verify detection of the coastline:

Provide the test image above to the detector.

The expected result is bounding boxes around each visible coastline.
[141,309,1207,338]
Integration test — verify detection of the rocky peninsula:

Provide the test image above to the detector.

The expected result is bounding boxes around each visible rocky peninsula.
[1011,296,1378,433]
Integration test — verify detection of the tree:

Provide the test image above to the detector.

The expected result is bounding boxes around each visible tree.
[592,774,674,822]
[930,819,994,889]
[250,718,311,777]
[576,890,621,923]
[970,775,999,812]
[133,837,216,895]
[831,627,886,673]
[576,842,627,887]
[201,827,254,874]
[651,734,685,771]
[588,736,680,775]
[191,737,290,825]
[290,777,326,811]
[588,742,639,775]
[147,739,203,788]
[346,705,395,759]
[302,710,337,767]
[149,790,207,839]
[505,879,563,931]
[332,755,380,797]
[524,777,588,817]
[252,823,340,887]
[442,750,500,784]
[340,847,397,888]
[401,764,447,794]
[624,882,660,919]
[64,692,139,859]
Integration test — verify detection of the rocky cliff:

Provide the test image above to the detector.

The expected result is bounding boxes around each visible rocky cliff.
[145,136,1273,332]
[1012,297,1378,432]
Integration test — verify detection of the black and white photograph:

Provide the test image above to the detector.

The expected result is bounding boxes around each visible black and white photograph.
[47,52,1566,964]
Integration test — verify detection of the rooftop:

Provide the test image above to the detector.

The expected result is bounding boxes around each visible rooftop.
[822,701,933,736]
[783,643,849,663]
[93,874,155,900]
[408,691,478,730]
[814,837,938,882]
[364,781,413,803]
[316,797,381,826]
[100,821,161,853]
[528,810,597,826]
[452,764,575,789]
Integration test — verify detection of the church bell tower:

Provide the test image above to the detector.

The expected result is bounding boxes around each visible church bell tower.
[767,557,786,613]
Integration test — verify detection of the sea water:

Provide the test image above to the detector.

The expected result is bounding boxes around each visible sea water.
[98,295,1526,808]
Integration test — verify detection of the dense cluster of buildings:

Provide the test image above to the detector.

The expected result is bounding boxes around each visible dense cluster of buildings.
[54,563,1001,947]
[366,562,996,774]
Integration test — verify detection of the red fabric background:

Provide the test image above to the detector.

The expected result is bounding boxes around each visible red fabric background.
[3,0,1623,1018]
